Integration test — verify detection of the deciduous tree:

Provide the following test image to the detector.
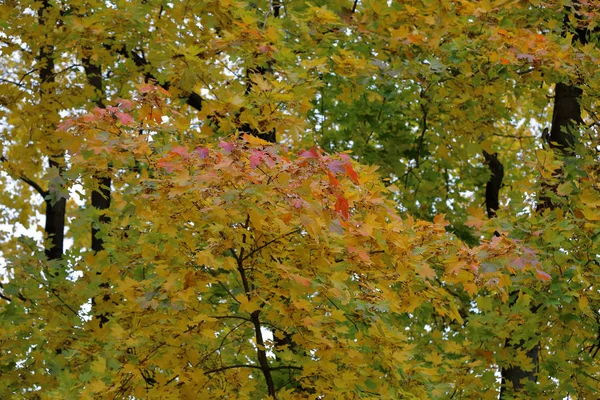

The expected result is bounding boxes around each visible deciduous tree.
[2,1,600,398]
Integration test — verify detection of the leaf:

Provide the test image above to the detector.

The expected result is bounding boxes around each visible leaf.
[170,146,190,159]
[194,147,210,159]
[115,111,134,125]
[219,141,235,153]
[299,147,320,159]
[249,150,264,168]
[290,273,311,287]
[535,268,551,282]
[465,206,485,229]
[335,194,349,220]
[242,133,271,146]
[327,159,346,174]
[344,163,360,184]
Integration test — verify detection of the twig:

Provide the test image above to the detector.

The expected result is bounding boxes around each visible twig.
[0,156,48,198]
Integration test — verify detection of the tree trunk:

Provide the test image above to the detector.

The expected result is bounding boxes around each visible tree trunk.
[38,0,65,262]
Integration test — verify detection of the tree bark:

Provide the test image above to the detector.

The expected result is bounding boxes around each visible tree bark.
[500,13,585,399]
[38,0,65,262]
[483,151,504,219]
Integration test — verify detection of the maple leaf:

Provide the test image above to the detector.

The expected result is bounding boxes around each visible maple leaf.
[327,159,346,174]
[219,141,235,153]
[535,268,551,282]
[242,133,271,146]
[344,163,360,184]
[194,147,210,159]
[249,150,264,168]
[335,194,349,220]
[4,1,599,398]
[299,147,320,159]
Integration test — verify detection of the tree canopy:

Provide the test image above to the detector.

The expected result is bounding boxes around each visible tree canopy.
[1,0,600,398]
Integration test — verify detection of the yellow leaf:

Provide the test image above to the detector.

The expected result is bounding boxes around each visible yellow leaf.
[578,294,589,312]
[91,357,106,374]
[242,133,271,146]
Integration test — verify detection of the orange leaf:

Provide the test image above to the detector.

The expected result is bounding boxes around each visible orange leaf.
[290,273,311,287]
[328,171,340,187]
[433,214,449,227]
[184,271,197,289]
[535,269,551,282]
[344,163,360,184]
[335,194,349,220]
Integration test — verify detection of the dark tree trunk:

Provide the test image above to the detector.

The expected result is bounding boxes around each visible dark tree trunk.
[38,0,65,262]
[83,56,112,253]
[500,13,585,399]
[483,151,504,219]
[83,54,116,328]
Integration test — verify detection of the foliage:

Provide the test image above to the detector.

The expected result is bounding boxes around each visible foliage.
[2,0,600,399]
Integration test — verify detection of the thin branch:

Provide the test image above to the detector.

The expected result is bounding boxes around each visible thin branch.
[204,363,302,375]
[213,315,251,322]
[492,133,537,139]
[242,229,301,262]
[0,156,48,198]
[270,365,303,371]
[0,77,29,90]
[57,64,83,76]
[204,364,262,375]
[321,293,359,331]
[50,288,79,316]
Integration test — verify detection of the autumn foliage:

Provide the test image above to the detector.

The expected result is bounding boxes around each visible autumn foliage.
[0,90,563,398]
[3,0,600,399]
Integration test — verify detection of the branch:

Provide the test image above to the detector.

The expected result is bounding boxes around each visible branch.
[270,365,303,371]
[204,364,262,375]
[113,45,204,111]
[213,315,251,322]
[50,288,79,316]
[0,156,48,198]
[204,364,302,375]
[235,242,276,396]
[0,78,29,90]
[242,229,301,262]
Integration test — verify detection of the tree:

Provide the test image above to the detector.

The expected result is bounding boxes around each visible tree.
[1,0,600,398]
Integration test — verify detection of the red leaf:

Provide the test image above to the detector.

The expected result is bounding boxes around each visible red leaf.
[170,147,190,158]
[115,99,135,111]
[139,84,155,93]
[328,171,340,187]
[344,163,360,184]
[293,198,303,209]
[219,141,235,153]
[249,150,263,168]
[115,111,134,125]
[57,119,76,131]
[157,159,179,173]
[335,194,349,220]
[299,147,320,159]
